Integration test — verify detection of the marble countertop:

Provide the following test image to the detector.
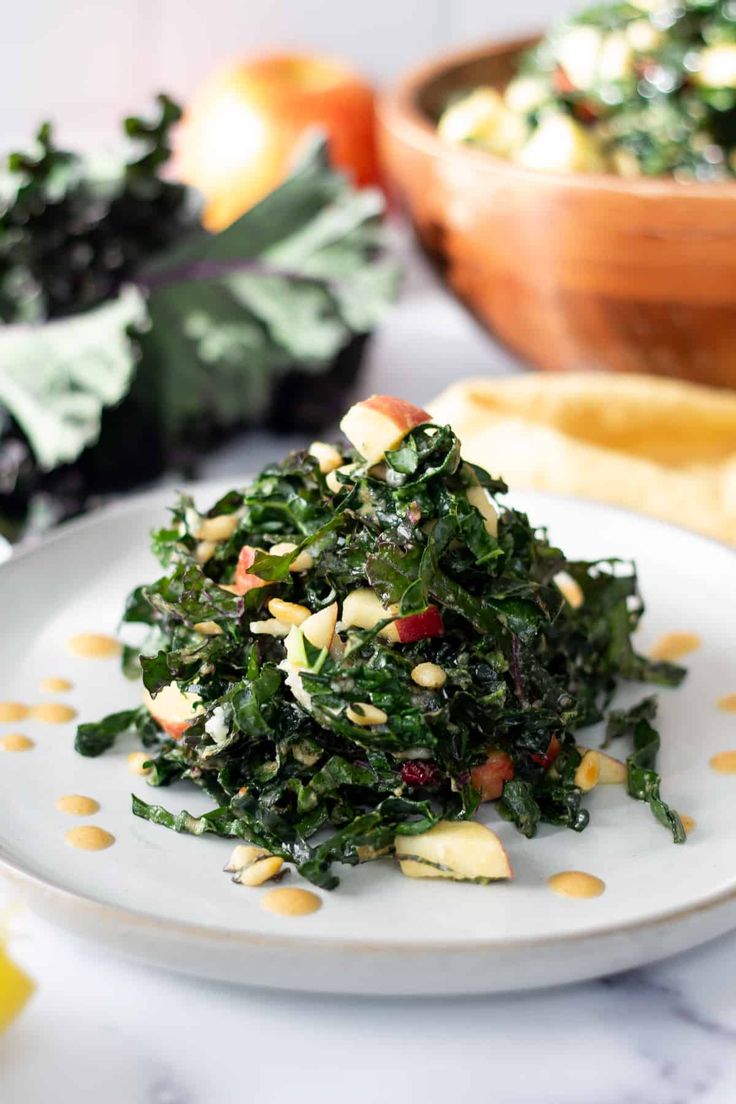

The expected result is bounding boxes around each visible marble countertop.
[3,233,736,1104]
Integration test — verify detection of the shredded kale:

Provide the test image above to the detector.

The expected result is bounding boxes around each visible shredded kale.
[605,696,685,842]
[76,420,686,887]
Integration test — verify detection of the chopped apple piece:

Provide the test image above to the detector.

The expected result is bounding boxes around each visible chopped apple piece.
[574,750,601,792]
[466,484,498,537]
[143,682,204,739]
[695,43,736,89]
[325,462,359,495]
[554,25,603,91]
[340,395,431,464]
[301,602,338,651]
[504,75,549,114]
[576,747,627,784]
[395,820,512,883]
[233,545,270,595]
[437,87,525,156]
[470,750,515,801]
[341,588,443,644]
[342,587,398,641]
[516,113,607,173]
[394,606,444,642]
[308,441,343,474]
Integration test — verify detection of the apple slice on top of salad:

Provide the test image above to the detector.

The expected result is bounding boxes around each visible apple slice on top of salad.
[75,395,686,890]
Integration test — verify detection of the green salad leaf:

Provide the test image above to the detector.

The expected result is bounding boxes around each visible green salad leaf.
[138,137,399,442]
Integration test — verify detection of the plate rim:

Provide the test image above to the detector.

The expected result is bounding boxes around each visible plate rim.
[1,483,735,961]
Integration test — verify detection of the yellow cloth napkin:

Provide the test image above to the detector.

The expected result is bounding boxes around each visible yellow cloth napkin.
[429,373,736,545]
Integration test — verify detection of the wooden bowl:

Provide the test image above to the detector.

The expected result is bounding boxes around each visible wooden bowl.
[378,38,736,387]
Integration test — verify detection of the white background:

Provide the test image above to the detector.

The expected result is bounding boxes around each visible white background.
[2,0,568,146]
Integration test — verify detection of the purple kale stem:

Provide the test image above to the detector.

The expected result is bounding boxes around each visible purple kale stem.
[138,256,335,292]
[511,634,524,701]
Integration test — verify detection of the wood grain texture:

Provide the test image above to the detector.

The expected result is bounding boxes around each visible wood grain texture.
[378,38,736,386]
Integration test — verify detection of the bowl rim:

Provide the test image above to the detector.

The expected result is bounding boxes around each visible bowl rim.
[378,34,736,201]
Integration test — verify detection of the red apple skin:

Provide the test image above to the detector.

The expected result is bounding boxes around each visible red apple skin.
[394,605,444,643]
[234,545,269,595]
[143,685,201,741]
[156,717,191,740]
[361,395,431,430]
[530,734,561,770]
[470,750,515,802]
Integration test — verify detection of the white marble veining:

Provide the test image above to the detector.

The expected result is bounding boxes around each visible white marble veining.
[5,888,736,1104]
[3,232,736,1102]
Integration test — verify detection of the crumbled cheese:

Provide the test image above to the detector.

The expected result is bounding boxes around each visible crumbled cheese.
[205,706,230,745]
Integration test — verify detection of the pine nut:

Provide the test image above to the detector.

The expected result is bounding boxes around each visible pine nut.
[193,620,223,636]
[347,702,388,726]
[411,662,447,689]
[268,598,310,625]
[196,514,239,542]
[195,540,217,564]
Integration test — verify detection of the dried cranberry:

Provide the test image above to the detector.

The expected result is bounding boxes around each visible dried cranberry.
[401,760,440,787]
[573,101,599,124]
[530,735,561,771]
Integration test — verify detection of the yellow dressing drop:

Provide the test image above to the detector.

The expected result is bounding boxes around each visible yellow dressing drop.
[710,751,736,774]
[39,677,73,694]
[0,734,33,753]
[548,871,605,899]
[649,632,701,662]
[680,814,697,835]
[30,703,77,725]
[260,887,321,917]
[67,633,121,659]
[127,751,152,776]
[64,826,115,851]
[717,694,736,713]
[0,703,29,723]
[55,794,99,817]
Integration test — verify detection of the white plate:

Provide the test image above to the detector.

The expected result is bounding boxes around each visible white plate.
[1,486,735,996]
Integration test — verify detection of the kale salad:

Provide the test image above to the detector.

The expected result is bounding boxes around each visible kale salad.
[76,395,686,890]
[438,0,736,179]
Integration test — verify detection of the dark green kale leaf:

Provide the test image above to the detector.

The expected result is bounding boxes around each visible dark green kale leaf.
[605,696,685,843]
[75,706,160,757]
[78,416,688,887]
